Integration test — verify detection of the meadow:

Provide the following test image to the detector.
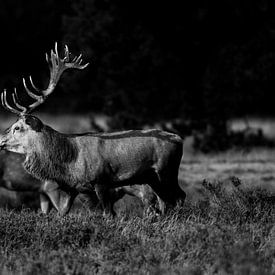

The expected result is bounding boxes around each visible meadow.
[0,114,275,274]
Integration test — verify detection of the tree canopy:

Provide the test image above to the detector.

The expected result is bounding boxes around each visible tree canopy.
[1,0,275,126]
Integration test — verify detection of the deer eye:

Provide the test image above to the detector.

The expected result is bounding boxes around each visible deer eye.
[14,126,20,131]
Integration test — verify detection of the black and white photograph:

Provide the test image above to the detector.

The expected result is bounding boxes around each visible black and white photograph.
[0,1,275,274]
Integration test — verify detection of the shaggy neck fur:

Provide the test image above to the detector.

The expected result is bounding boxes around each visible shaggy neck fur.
[23,125,78,184]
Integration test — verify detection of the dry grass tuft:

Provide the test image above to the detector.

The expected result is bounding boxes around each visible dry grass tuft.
[1,180,275,274]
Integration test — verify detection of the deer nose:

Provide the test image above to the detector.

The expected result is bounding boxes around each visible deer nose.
[0,136,7,150]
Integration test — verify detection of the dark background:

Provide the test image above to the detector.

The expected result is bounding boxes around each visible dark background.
[0,0,275,139]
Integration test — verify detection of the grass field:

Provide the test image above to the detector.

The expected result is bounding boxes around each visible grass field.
[0,148,275,274]
[0,188,275,274]
[1,114,275,274]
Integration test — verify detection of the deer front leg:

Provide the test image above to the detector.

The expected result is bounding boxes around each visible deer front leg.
[41,180,77,216]
[39,193,52,214]
[48,188,77,216]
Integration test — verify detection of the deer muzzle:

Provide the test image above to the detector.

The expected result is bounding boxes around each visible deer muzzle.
[0,135,7,150]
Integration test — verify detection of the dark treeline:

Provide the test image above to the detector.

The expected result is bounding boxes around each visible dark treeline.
[1,0,275,129]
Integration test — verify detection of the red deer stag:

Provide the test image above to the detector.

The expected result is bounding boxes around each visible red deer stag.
[0,43,185,216]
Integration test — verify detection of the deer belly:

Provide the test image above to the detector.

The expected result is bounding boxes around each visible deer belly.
[107,162,154,187]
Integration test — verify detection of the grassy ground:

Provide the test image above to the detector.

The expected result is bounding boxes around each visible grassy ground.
[0,188,275,275]
[0,149,275,274]
[181,148,275,204]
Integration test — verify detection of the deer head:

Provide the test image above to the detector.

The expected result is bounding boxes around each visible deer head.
[0,42,89,154]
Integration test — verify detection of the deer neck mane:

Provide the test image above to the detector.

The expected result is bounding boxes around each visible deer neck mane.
[23,125,78,182]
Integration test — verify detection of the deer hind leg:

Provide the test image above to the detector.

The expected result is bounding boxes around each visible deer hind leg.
[147,168,186,214]
[136,185,161,215]
[164,174,186,207]
[94,183,116,217]
[39,193,52,214]
[155,171,186,210]
[146,187,167,215]
[145,172,168,215]
[78,191,101,210]
[170,180,186,206]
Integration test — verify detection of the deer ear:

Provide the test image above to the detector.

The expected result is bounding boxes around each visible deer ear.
[25,116,43,132]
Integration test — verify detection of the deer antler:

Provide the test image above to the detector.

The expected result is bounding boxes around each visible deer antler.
[1,42,89,115]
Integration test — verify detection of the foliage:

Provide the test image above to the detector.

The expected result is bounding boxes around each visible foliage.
[193,125,275,152]
[1,1,275,146]
[61,0,187,119]
[60,0,275,121]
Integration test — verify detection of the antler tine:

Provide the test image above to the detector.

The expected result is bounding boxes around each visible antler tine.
[23,78,42,101]
[54,42,59,63]
[71,53,89,70]
[51,49,57,67]
[1,91,12,113]
[64,45,70,61]
[1,42,89,115]
[28,98,45,110]
[75,54,82,63]
[45,52,50,66]
[12,88,28,113]
[29,76,39,92]
[0,93,7,111]
[0,93,12,114]
[1,90,22,115]
[40,42,89,97]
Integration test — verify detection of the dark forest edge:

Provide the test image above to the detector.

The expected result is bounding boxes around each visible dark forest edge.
[1,1,275,141]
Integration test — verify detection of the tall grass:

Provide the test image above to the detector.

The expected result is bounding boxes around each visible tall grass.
[0,181,275,274]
